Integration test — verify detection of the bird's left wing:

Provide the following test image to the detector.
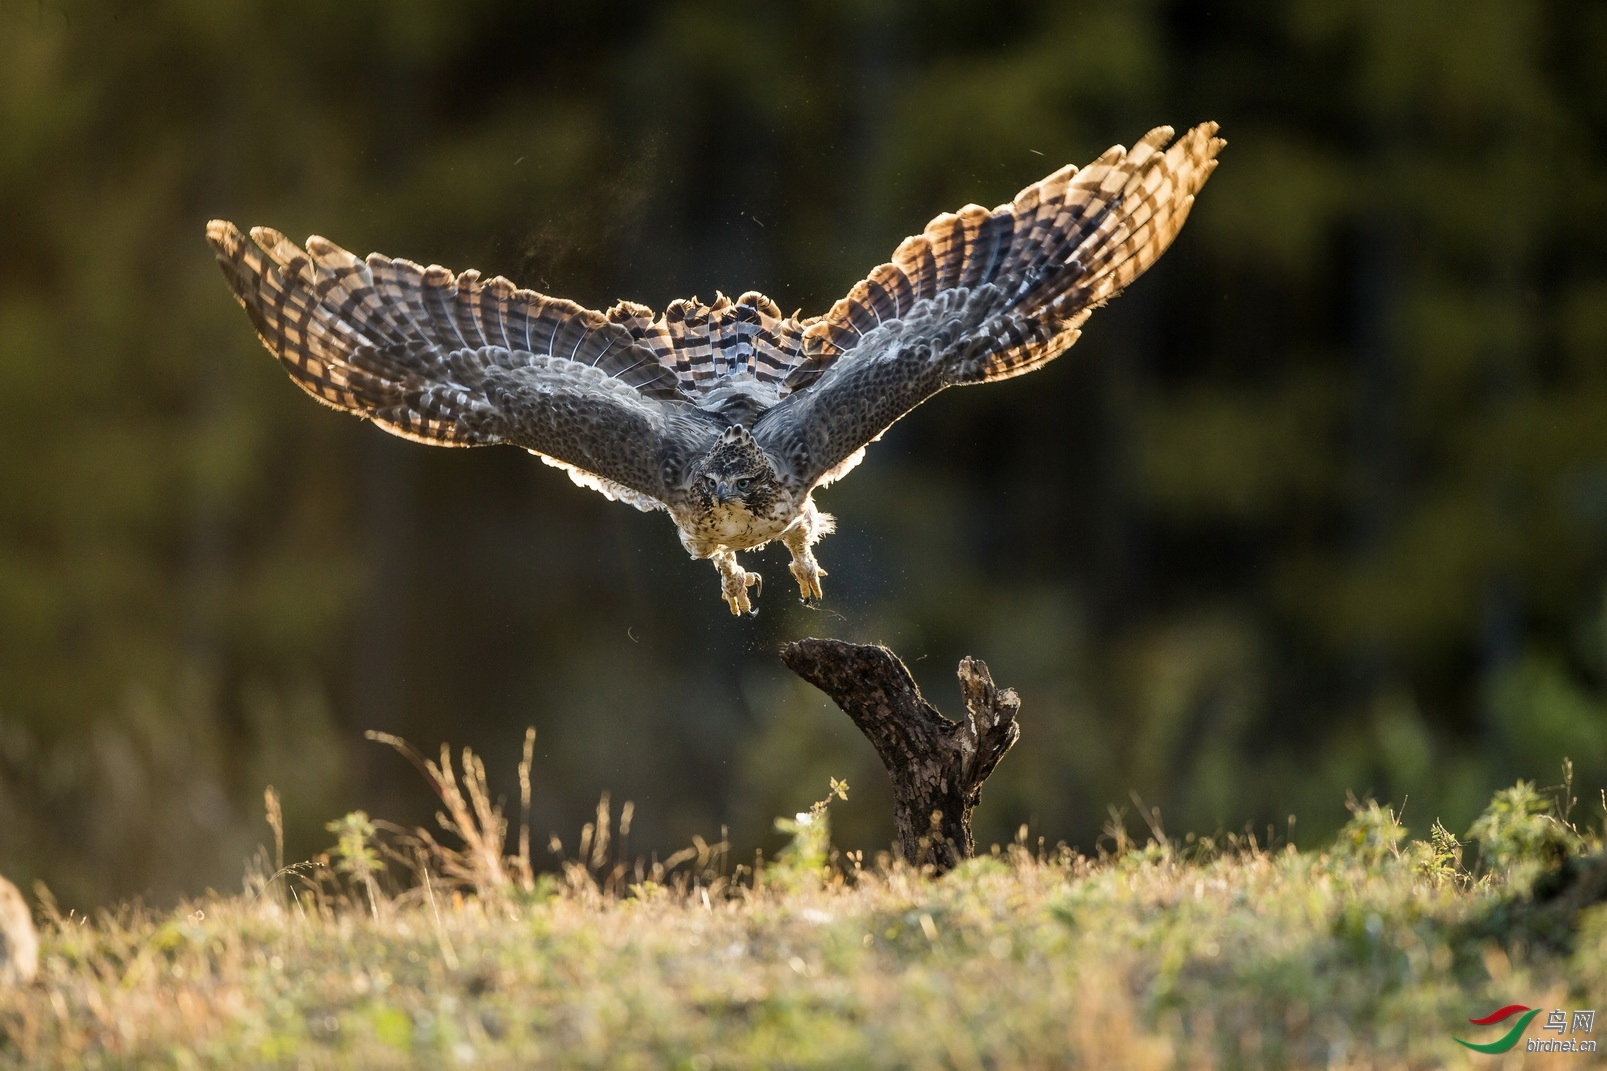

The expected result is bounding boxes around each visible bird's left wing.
[754,123,1223,489]
[207,222,722,511]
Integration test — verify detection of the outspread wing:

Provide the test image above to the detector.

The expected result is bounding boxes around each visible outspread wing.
[753,123,1224,489]
[206,221,722,510]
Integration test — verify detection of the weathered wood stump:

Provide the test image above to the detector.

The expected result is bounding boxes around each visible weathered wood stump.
[781,638,1021,872]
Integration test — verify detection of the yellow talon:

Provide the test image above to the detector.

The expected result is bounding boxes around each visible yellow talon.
[719,561,761,614]
[789,558,827,602]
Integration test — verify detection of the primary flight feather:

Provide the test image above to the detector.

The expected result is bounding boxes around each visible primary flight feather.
[208,123,1224,614]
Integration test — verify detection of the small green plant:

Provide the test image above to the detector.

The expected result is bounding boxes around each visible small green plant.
[768,777,849,891]
[325,810,383,916]
[1408,821,1464,886]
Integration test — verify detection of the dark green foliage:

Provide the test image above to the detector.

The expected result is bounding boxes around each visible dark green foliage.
[2,0,1607,906]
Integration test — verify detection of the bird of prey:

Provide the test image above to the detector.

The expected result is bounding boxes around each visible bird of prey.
[208,123,1223,614]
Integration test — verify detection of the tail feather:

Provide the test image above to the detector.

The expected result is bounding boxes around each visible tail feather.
[610,291,813,399]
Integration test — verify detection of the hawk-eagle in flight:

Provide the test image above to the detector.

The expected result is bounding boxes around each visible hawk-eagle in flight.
[208,123,1223,614]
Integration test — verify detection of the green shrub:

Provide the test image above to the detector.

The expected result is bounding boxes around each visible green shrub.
[1466,780,1582,878]
[1331,797,1407,867]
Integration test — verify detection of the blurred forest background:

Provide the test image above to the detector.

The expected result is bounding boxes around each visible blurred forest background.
[4,0,1607,908]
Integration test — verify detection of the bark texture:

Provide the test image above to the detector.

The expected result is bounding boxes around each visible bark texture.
[780,638,1020,872]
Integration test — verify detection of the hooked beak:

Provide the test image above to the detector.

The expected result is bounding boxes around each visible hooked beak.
[714,481,735,503]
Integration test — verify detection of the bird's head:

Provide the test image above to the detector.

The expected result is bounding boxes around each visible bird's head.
[691,426,784,513]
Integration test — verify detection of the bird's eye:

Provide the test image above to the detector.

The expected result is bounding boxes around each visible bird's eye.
[736,478,752,492]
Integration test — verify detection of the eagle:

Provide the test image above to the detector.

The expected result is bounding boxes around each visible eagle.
[208,123,1223,614]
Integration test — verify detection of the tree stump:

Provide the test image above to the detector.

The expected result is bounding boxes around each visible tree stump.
[780,638,1021,872]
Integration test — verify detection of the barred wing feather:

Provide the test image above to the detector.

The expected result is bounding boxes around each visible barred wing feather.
[756,123,1224,488]
[205,221,722,509]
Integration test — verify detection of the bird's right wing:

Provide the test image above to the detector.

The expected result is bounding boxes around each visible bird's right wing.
[207,222,722,510]
[755,123,1224,489]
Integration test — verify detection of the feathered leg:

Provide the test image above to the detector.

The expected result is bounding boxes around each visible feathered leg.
[782,499,835,603]
[711,549,761,615]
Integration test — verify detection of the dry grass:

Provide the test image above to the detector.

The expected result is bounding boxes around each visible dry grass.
[0,743,1603,1070]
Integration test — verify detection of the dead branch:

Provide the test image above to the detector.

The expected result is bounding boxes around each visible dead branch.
[780,638,1020,872]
